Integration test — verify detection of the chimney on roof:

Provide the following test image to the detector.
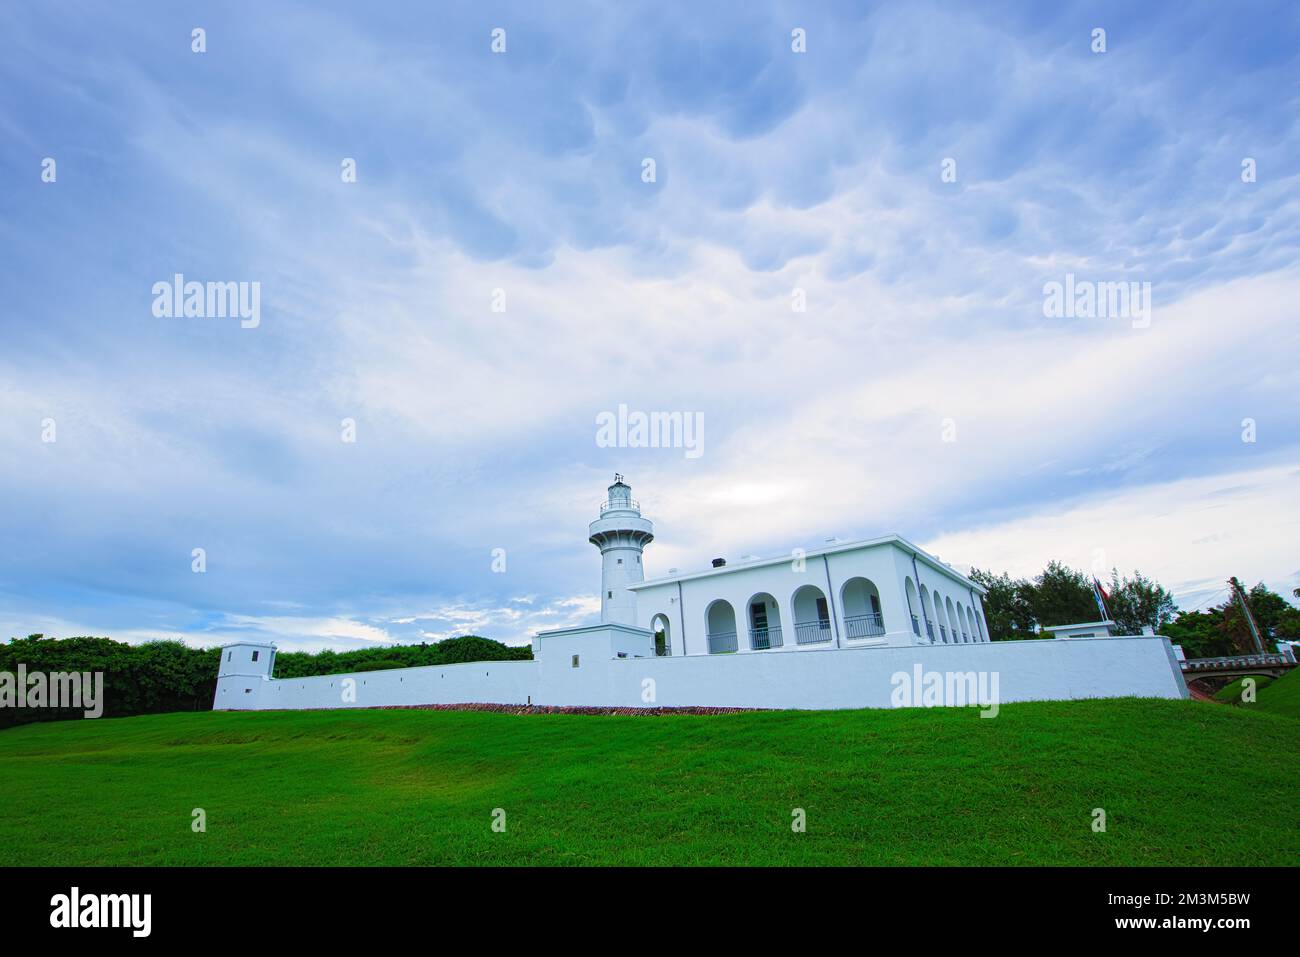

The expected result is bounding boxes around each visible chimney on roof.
[712,558,726,568]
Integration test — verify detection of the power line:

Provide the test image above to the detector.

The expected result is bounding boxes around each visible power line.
[1185,586,1229,614]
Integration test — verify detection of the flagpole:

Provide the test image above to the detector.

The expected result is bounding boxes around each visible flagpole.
[1092,578,1109,621]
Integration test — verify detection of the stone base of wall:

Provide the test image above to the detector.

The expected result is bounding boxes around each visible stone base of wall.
[357,703,767,716]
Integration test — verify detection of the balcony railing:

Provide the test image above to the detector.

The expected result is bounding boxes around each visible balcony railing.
[750,625,783,650]
[961,631,970,643]
[911,614,920,636]
[925,619,935,642]
[939,625,948,643]
[845,613,886,640]
[707,630,738,654]
[793,619,833,645]
[599,498,640,513]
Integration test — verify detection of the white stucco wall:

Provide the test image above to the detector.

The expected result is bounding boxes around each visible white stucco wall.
[216,635,1187,712]
[215,658,541,711]
[542,636,1188,709]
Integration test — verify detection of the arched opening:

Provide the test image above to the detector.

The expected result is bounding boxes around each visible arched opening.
[650,613,672,657]
[905,578,922,637]
[945,596,959,644]
[974,608,987,641]
[841,577,885,640]
[957,605,971,642]
[705,600,738,654]
[791,584,833,645]
[746,593,784,650]
[931,589,949,642]
[919,586,938,643]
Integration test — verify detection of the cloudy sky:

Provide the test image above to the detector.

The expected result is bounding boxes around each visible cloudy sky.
[2,1,1298,651]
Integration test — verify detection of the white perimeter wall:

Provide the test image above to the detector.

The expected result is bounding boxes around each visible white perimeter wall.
[217,637,1187,712]
[217,659,541,711]
[558,636,1187,709]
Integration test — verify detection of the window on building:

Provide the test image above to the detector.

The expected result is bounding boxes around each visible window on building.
[227,651,232,661]
[617,558,623,565]
[816,597,830,624]
[571,654,580,668]
[608,591,613,598]
[251,650,259,662]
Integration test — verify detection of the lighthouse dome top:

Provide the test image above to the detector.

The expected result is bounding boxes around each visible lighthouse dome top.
[600,474,640,514]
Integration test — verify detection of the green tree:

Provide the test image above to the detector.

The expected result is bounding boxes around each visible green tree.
[2,632,532,728]
[1214,597,1262,654]
[272,634,531,678]
[1243,583,1297,646]
[1162,610,1235,659]
[969,568,1036,640]
[1028,561,1097,628]
[1274,606,1300,643]
[1106,568,1177,635]
[1,634,220,729]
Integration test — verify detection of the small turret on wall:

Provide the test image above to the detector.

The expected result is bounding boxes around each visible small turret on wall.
[214,641,277,710]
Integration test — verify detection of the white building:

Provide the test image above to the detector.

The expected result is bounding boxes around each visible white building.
[591,476,990,656]
[1046,621,1118,640]
[214,476,1189,711]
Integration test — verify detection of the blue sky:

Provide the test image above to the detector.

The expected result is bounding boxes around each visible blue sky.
[2,1,1298,650]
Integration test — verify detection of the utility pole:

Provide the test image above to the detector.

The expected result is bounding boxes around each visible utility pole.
[1228,577,1266,655]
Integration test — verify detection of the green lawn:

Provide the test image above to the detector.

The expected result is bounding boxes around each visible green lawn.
[1214,674,1275,703]
[1246,668,1300,719]
[0,698,1295,866]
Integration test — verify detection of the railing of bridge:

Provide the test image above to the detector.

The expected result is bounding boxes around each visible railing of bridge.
[1181,653,1289,671]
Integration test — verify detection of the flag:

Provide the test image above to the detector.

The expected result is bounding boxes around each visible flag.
[1092,577,1110,620]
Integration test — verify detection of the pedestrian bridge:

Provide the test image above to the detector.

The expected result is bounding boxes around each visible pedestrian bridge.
[1180,653,1294,693]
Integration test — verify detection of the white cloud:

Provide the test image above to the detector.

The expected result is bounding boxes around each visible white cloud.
[3,3,1299,652]
[923,463,1300,609]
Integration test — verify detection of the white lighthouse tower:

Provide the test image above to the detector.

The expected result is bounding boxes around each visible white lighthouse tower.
[588,475,654,625]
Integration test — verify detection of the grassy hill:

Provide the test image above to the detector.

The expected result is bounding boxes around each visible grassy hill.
[0,698,1295,866]
[1246,668,1300,719]
[1213,674,1274,703]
